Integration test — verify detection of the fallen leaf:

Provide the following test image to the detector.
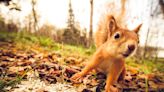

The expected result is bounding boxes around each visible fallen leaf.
[82,88,93,92]
[124,72,132,82]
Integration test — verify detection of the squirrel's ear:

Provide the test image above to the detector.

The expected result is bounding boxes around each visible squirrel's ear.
[133,24,142,33]
[108,15,117,33]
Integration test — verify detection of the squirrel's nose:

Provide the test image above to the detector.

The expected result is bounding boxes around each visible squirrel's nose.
[128,45,135,52]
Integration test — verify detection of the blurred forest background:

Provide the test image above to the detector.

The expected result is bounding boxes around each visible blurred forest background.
[0,0,164,60]
[0,0,163,92]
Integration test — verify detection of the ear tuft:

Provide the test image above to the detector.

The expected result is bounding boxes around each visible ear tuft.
[133,24,142,33]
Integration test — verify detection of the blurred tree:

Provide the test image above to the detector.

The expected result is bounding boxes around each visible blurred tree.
[31,0,38,32]
[24,14,33,32]
[0,0,11,5]
[37,23,56,38]
[64,0,76,44]
[67,0,75,31]
[60,0,88,46]
[143,0,154,60]
[88,0,93,47]
[9,1,21,11]
[143,0,160,61]
[23,0,39,32]
[0,15,7,31]
[0,0,21,10]
[159,0,164,14]
[63,0,79,45]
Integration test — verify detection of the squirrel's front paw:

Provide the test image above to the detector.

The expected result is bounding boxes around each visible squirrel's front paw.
[70,72,84,83]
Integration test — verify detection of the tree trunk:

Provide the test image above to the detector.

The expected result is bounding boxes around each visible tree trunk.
[88,0,93,47]
[31,0,38,32]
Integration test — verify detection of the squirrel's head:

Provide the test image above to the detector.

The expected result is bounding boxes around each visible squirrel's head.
[105,15,142,58]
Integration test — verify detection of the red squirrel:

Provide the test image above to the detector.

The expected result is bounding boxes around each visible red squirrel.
[71,14,142,92]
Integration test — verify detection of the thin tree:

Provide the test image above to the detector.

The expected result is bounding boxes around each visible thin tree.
[88,0,93,47]
[31,0,38,32]
[67,0,75,31]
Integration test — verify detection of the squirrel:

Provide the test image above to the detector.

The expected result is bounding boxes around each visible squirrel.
[71,14,142,92]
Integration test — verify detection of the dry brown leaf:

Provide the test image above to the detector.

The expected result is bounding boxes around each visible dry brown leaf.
[9,66,26,72]
[127,66,139,75]
[138,74,148,79]
[148,81,158,88]
[124,72,132,82]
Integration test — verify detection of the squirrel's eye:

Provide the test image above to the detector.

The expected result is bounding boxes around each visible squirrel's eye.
[114,33,120,39]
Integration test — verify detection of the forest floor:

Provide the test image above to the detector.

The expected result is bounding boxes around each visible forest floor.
[0,31,164,92]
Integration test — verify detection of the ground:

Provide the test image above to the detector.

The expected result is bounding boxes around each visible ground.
[0,31,164,92]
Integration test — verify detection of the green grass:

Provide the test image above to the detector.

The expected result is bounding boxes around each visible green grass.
[0,30,163,73]
[0,68,28,92]
[0,76,23,90]
[126,57,164,73]
[0,31,96,58]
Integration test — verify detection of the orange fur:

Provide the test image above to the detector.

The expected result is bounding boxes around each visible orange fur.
[71,14,142,92]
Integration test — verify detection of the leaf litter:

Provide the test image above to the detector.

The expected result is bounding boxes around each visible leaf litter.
[0,42,164,92]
